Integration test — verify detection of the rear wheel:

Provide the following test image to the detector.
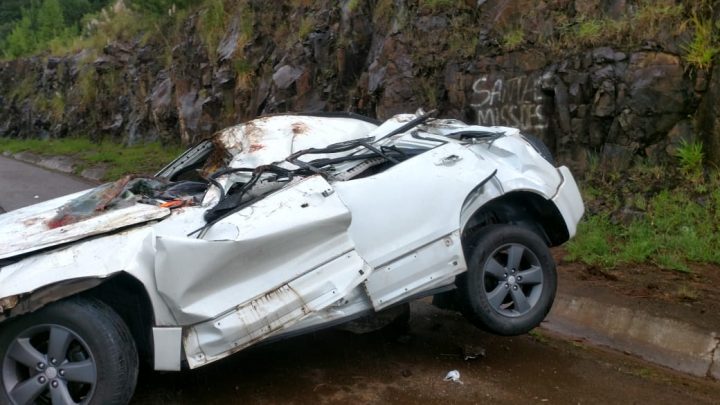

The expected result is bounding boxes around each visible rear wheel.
[458,224,556,336]
[0,297,138,405]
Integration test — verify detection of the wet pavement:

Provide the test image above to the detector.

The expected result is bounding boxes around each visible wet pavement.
[132,301,719,404]
[0,155,94,213]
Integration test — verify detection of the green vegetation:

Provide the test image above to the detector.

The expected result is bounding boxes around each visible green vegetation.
[501,28,524,51]
[547,1,685,51]
[676,140,704,179]
[198,0,228,62]
[298,16,315,40]
[418,0,454,12]
[567,141,720,273]
[0,137,184,181]
[537,0,718,69]
[346,0,360,12]
[682,10,720,69]
[0,0,202,59]
[575,19,604,45]
[1,0,111,58]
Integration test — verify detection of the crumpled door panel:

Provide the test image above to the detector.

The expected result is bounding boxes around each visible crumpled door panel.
[154,176,360,325]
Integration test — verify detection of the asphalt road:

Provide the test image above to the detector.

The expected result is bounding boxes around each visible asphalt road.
[0,155,94,213]
[1,156,719,404]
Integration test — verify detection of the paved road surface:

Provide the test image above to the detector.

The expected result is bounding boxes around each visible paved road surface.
[1,156,718,404]
[0,155,95,213]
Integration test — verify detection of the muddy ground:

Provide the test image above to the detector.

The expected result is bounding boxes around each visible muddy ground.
[555,248,720,334]
[131,299,719,404]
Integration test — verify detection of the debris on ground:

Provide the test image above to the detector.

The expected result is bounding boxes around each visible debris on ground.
[443,370,463,384]
[462,344,486,361]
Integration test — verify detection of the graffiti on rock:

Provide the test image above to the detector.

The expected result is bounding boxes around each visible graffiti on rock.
[470,75,548,132]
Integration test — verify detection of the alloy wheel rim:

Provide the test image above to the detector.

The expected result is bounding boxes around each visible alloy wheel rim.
[481,243,544,317]
[2,324,97,405]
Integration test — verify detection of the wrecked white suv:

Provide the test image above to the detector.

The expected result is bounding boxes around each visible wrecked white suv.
[0,111,583,404]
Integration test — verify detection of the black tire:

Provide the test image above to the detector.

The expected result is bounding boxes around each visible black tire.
[522,134,555,165]
[457,224,557,336]
[0,297,138,405]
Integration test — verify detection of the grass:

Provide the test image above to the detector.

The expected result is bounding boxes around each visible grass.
[546,0,686,52]
[569,188,720,272]
[566,141,720,273]
[418,0,455,12]
[575,19,604,45]
[675,140,704,178]
[0,137,185,181]
[501,28,524,51]
[32,92,66,121]
[682,11,719,69]
[198,0,228,62]
[297,16,315,40]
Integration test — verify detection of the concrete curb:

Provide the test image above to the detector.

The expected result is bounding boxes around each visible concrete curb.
[3,151,105,183]
[543,293,719,380]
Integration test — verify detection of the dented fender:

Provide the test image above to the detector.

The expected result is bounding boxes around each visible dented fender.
[0,226,178,326]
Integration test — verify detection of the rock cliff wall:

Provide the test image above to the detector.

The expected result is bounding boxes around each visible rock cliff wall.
[0,0,717,173]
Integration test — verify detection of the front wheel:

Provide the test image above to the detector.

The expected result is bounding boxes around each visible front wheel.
[0,297,138,405]
[458,224,557,336]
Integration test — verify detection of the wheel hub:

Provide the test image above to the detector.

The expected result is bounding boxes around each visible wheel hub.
[482,242,544,317]
[44,366,58,379]
[3,324,97,404]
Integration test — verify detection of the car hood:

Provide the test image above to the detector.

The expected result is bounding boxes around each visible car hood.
[0,189,170,260]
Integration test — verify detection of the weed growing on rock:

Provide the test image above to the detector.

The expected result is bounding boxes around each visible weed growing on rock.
[548,0,686,53]
[501,28,524,52]
[297,16,315,41]
[682,9,719,70]
[199,0,229,62]
[575,19,604,46]
[418,0,455,12]
[675,140,704,178]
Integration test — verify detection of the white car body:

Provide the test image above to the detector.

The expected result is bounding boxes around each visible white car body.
[0,111,584,372]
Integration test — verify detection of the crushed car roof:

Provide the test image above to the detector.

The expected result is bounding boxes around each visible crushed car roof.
[0,111,512,260]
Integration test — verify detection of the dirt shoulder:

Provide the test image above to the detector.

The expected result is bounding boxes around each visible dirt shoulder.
[554,248,720,335]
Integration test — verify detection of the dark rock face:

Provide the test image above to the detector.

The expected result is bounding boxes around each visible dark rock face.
[0,0,717,173]
[697,61,720,166]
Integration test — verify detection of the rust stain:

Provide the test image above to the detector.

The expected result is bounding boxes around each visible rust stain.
[200,137,231,177]
[46,175,135,230]
[243,122,265,146]
[0,295,19,313]
[22,218,40,227]
[96,175,134,211]
[249,143,265,153]
[46,215,78,230]
[292,122,309,135]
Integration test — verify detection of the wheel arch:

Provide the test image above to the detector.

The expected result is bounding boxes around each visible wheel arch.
[0,273,155,364]
[80,273,155,363]
[461,190,570,253]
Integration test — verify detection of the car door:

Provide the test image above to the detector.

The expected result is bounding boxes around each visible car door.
[333,142,498,309]
[154,175,370,368]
